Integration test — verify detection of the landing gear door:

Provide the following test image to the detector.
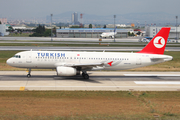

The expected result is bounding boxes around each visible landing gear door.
[136,55,141,65]
[26,52,32,63]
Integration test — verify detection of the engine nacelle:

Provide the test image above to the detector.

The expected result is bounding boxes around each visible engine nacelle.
[56,66,77,76]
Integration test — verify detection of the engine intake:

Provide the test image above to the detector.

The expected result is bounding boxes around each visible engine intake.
[56,66,77,76]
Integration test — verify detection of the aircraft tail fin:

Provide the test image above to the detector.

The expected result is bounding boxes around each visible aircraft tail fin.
[137,27,170,55]
[114,26,117,32]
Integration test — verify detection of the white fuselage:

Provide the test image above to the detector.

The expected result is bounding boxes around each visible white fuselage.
[100,32,117,38]
[6,51,172,71]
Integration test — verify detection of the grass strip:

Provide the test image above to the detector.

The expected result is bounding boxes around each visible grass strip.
[0,91,180,119]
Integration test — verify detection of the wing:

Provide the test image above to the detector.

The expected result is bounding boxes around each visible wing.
[55,62,104,70]
[69,63,103,67]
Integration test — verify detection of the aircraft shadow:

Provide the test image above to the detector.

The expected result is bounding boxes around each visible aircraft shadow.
[0,75,179,82]
[0,75,101,83]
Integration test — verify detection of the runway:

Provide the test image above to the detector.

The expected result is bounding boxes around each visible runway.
[0,37,180,51]
[0,37,139,42]
[0,71,180,91]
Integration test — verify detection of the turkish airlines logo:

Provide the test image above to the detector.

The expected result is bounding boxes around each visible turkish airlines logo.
[153,36,165,48]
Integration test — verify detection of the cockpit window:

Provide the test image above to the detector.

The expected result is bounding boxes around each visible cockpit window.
[13,55,21,58]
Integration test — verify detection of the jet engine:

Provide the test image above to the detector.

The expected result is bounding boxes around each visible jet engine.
[56,66,77,76]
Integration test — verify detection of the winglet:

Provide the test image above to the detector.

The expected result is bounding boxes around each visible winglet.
[137,27,170,54]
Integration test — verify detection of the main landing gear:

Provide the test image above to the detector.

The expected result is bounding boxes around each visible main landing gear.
[82,71,89,79]
[27,68,31,78]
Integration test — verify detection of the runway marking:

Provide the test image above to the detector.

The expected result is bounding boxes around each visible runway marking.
[124,74,180,76]
[134,81,180,84]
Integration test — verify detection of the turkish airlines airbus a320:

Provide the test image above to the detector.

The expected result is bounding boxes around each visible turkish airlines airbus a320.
[7,27,173,79]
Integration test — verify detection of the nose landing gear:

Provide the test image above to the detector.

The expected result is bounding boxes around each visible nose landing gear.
[27,69,31,78]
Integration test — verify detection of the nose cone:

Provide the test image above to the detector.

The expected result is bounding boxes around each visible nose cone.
[6,58,13,66]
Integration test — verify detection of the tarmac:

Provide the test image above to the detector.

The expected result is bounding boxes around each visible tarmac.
[0,37,139,42]
[0,71,180,91]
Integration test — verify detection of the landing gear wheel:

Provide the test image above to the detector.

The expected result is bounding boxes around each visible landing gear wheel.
[27,74,31,78]
[82,71,89,79]
[83,74,89,79]
[27,68,31,78]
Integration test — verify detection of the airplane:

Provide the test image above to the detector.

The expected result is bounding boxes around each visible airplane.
[100,26,117,39]
[6,27,173,79]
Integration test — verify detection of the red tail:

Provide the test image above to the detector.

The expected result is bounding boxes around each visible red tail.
[138,27,170,54]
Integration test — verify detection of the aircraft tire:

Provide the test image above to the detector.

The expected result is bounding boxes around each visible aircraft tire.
[27,74,31,78]
[83,74,89,79]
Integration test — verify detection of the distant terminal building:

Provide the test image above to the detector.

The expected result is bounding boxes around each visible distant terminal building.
[12,24,34,31]
[84,24,96,28]
[106,24,133,28]
[12,25,26,30]
[106,24,126,28]
[56,28,132,38]
[145,26,180,39]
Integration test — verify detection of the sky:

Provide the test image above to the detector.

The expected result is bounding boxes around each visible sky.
[0,0,180,19]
